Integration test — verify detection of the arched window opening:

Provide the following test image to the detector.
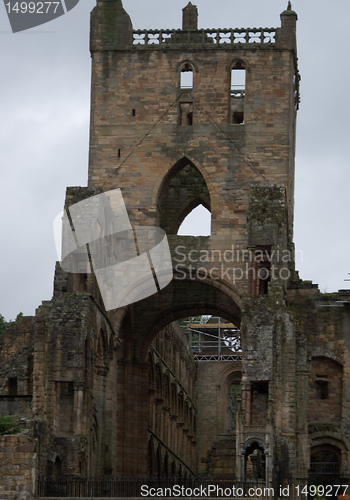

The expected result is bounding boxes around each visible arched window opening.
[178,204,211,236]
[231,61,246,124]
[245,441,265,481]
[180,63,194,89]
[229,383,241,432]
[96,329,108,370]
[157,158,211,235]
[309,448,341,486]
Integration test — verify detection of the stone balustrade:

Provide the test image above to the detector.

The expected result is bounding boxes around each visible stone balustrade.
[132,28,277,46]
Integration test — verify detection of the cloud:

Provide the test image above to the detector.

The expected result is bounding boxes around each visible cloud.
[0,0,349,320]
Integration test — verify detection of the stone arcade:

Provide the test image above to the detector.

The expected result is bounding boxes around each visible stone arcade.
[1,1,350,498]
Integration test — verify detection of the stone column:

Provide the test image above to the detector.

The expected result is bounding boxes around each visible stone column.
[73,382,84,434]
[117,360,150,475]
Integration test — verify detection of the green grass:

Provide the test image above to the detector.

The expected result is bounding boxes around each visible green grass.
[0,416,21,435]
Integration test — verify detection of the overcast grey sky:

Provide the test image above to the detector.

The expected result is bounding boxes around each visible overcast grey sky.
[0,0,349,321]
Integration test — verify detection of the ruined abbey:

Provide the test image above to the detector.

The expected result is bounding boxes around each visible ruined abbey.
[1,1,350,499]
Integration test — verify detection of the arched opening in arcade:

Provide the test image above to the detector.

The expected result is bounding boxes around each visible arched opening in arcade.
[309,445,341,486]
[146,313,243,478]
[118,276,243,479]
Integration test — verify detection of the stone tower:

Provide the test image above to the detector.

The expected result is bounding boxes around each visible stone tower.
[1,2,350,499]
[87,0,300,485]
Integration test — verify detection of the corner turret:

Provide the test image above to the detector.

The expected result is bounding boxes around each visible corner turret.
[90,0,133,51]
[182,2,198,30]
[279,2,298,50]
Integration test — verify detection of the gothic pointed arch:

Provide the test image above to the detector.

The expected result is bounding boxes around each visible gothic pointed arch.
[230,59,247,124]
[96,328,108,369]
[177,60,196,89]
[224,370,243,433]
[157,157,211,235]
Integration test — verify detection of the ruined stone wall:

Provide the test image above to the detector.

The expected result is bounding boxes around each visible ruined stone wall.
[20,287,122,478]
[196,361,242,476]
[0,317,33,397]
[86,1,298,298]
[3,2,350,496]
[308,357,343,423]
[287,286,350,482]
[0,433,37,500]
[88,46,297,215]
[87,45,296,251]
[147,323,197,476]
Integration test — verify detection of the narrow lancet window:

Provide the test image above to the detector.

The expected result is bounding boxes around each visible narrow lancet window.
[231,62,246,124]
[229,383,241,432]
[180,63,194,89]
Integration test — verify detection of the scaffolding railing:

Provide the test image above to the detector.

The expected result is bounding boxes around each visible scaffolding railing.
[184,317,242,361]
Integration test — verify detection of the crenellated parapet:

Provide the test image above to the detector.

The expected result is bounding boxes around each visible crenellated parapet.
[91,0,297,53]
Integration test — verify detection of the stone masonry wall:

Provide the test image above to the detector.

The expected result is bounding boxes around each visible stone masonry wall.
[147,323,197,476]
[0,434,37,500]
[4,3,350,495]
[87,1,298,298]
[0,317,33,396]
[196,361,242,476]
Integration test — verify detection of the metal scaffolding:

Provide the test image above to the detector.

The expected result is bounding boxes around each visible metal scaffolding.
[184,316,242,361]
